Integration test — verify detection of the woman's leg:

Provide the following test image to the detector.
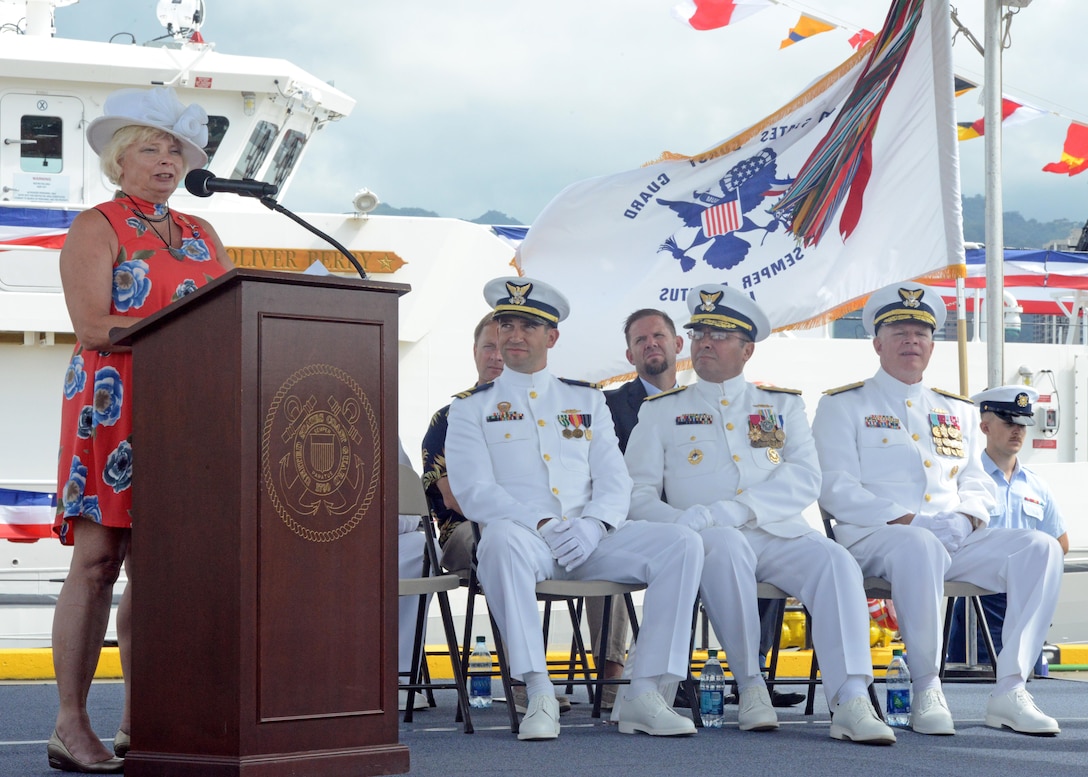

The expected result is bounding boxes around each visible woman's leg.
[52,519,130,763]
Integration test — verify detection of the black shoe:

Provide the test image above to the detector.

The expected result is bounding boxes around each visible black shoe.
[770,690,806,708]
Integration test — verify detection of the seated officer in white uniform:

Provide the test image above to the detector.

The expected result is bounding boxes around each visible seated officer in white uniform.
[445,277,704,741]
[947,386,1069,668]
[624,284,894,745]
[813,282,1064,736]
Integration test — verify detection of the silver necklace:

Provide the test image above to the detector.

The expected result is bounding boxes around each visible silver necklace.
[123,194,184,259]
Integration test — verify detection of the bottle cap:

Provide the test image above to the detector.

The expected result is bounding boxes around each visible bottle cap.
[708,648,718,658]
[892,648,903,656]
[476,635,485,643]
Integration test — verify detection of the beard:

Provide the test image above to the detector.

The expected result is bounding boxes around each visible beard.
[643,357,669,377]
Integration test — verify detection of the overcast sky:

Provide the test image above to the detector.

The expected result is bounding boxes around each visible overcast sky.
[55,0,1088,226]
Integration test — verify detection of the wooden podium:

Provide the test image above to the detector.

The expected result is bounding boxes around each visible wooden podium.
[116,269,410,777]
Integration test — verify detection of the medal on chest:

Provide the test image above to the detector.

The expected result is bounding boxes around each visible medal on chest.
[558,411,592,440]
[929,411,964,458]
[748,406,785,449]
[486,401,524,422]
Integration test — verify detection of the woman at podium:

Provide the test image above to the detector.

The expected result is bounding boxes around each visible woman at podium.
[48,86,234,774]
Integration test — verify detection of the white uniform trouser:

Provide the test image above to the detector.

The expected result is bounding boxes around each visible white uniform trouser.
[399,531,428,674]
[699,527,874,699]
[476,520,703,681]
[441,519,631,665]
[846,524,1062,683]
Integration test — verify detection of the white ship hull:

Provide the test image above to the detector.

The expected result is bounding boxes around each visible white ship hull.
[1,1,1086,652]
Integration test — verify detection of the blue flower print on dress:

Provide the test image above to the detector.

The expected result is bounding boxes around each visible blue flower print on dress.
[125,216,149,237]
[81,495,102,523]
[113,258,152,311]
[92,366,124,427]
[76,405,95,439]
[61,456,88,518]
[103,439,133,493]
[63,354,87,399]
[174,279,199,300]
[178,237,211,263]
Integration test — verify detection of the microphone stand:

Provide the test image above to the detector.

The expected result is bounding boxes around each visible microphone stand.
[257,195,368,280]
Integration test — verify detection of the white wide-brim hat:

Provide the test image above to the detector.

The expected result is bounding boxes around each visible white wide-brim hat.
[86,86,209,170]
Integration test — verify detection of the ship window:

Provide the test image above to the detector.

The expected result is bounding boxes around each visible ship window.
[231,120,278,180]
[267,130,307,190]
[203,115,230,166]
[20,115,63,173]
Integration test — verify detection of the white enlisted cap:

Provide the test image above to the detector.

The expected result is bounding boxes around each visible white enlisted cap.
[862,282,947,337]
[972,385,1039,426]
[684,284,770,342]
[86,86,209,170]
[483,276,570,326]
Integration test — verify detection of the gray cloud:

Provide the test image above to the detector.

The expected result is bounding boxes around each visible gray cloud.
[55,0,1087,224]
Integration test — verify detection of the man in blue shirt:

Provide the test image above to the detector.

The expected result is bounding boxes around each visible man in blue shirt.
[948,386,1069,668]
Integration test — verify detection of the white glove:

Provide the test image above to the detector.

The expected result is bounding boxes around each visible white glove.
[675,505,714,532]
[544,517,607,571]
[397,514,421,534]
[912,511,972,553]
[707,500,749,528]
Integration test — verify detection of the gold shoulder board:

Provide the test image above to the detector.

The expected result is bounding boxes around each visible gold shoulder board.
[933,387,974,404]
[453,382,494,399]
[823,381,865,396]
[756,385,802,395]
[645,385,689,402]
[558,377,603,390]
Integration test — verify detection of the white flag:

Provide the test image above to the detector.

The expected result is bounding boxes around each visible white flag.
[518,0,963,383]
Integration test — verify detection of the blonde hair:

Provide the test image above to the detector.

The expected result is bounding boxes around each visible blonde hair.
[100,125,189,186]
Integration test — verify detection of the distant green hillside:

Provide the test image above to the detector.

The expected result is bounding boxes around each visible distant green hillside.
[370,203,523,225]
[961,195,1081,249]
[372,195,1080,247]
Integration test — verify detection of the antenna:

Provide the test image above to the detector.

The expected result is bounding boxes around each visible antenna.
[156,0,205,42]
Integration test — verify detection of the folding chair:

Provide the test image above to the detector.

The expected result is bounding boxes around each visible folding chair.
[687,585,821,719]
[818,508,999,687]
[455,522,699,735]
[758,583,823,715]
[397,465,473,732]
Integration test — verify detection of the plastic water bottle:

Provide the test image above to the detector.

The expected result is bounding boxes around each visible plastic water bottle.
[468,635,493,708]
[699,648,726,728]
[885,648,911,727]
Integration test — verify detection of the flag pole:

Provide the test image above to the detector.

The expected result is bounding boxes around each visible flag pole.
[983,0,1008,388]
[956,278,969,394]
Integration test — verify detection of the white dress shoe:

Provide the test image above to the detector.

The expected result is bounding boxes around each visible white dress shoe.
[397,689,429,711]
[738,686,779,731]
[512,686,571,715]
[909,687,955,735]
[830,696,896,745]
[617,691,696,736]
[985,687,1060,735]
[517,694,561,741]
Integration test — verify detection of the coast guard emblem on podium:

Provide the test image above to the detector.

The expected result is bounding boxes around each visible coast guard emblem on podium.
[261,363,381,542]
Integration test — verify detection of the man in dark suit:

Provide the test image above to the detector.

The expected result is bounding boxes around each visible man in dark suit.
[605,309,685,452]
[606,307,804,708]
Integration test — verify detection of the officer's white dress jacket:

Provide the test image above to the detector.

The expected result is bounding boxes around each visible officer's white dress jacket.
[626,375,817,538]
[812,367,995,549]
[445,366,631,530]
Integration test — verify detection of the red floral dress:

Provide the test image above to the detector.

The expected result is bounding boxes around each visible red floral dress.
[54,193,229,544]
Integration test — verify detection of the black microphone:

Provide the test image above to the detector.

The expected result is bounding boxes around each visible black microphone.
[185,168,278,199]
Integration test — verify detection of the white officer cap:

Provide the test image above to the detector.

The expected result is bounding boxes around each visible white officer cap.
[972,385,1039,426]
[862,282,947,337]
[683,284,770,342]
[483,276,570,327]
